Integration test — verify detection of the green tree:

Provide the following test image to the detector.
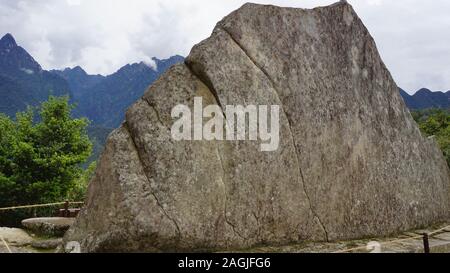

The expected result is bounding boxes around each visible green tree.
[66,161,97,202]
[0,96,92,226]
[412,109,450,167]
[435,126,450,167]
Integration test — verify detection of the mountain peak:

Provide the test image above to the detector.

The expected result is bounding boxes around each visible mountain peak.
[416,88,432,94]
[65,65,87,75]
[72,65,84,71]
[400,87,450,109]
[0,33,42,72]
[0,33,17,48]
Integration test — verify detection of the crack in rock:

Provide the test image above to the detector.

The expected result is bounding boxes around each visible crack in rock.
[186,62,249,243]
[123,121,182,240]
[220,27,330,242]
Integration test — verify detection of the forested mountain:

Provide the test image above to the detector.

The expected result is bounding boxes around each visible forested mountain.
[0,33,71,116]
[55,55,183,128]
[0,33,184,164]
[400,88,450,110]
[0,33,184,128]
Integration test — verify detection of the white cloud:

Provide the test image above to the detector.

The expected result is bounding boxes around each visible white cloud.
[20,68,34,75]
[142,56,158,71]
[66,0,82,6]
[0,0,449,93]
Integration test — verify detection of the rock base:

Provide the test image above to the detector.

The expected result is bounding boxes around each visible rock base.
[233,223,450,253]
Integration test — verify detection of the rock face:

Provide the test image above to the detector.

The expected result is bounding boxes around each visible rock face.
[63,2,450,252]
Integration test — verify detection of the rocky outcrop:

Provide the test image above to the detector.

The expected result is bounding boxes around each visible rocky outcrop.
[63,2,450,252]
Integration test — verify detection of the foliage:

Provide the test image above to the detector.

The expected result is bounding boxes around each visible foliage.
[66,161,96,202]
[83,125,113,168]
[0,96,92,226]
[412,109,450,167]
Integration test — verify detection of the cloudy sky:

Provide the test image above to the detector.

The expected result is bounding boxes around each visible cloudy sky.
[0,0,449,94]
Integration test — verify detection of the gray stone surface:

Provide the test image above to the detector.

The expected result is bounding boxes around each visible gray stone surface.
[22,217,75,237]
[0,227,33,246]
[63,2,450,252]
[210,1,450,241]
[235,224,450,253]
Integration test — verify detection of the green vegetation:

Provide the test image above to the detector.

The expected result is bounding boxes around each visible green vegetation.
[0,96,93,226]
[84,125,113,168]
[66,161,96,202]
[412,109,450,167]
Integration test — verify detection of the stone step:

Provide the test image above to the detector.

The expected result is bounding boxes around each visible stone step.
[22,217,75,237]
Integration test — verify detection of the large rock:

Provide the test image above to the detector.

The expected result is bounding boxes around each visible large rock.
[63,2,450,252]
